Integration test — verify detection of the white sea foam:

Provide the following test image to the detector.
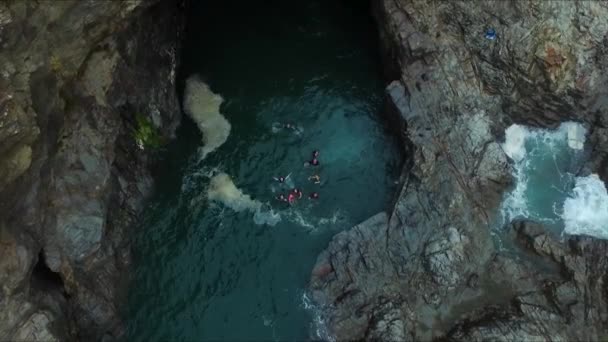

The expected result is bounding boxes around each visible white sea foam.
[563,174,608,239]
[563,121,586,150]
[289,211,317,230]
[284,210,345,232]
[500,121,587,228]
[208,173,259,211]
[301,292,334,342]
[253,205,282,226]
[271,122,282,133]
[500,158,530,221]
[318,211,343,225]
[502,124,528,162]
[207,172,281,226]
[183,75,231,159]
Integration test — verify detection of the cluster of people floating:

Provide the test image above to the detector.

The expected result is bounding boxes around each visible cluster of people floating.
[273,128,321,205]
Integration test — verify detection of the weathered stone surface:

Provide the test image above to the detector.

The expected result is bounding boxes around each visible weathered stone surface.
[0,0,184,340]
[311,0,608,340]
[11,311,59,342]
[0,228,34,296]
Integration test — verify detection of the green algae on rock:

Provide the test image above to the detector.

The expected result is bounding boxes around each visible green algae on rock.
[133,113,164,150]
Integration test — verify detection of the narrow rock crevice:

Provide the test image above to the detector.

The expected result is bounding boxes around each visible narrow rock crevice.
[30,250,67,298]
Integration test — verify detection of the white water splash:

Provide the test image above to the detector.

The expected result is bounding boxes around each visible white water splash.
[208,173,259,211]
[284,209,345,232]
[271,122,304,135]
[502,124,528,162]
[183,75,231,159]
[253,205,282,226]
[207,173,281,226]
[564,121,586,150]
[301,292,334,342]
[500,122,587,228]
[563,174,608,239]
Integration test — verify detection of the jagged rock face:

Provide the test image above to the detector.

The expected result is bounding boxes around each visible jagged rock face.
[310,1,608,341]
[0,1,183,340]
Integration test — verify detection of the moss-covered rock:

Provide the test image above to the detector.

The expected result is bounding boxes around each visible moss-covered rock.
[133,113,164,150]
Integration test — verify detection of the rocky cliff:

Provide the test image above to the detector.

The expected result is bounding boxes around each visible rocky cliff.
[311,1,608,340]
[0,0,184,340]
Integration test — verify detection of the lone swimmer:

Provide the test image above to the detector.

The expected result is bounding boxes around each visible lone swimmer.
[309,192,319,200]
[276,194,287,202]
[284,122,302,134]
[308,174,321,184]
[273,173,291,183]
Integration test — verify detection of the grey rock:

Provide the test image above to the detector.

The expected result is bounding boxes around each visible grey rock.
[312,0,608,340]
[0,227,34,296]
[0,0,185,340]
[11,310,60,342]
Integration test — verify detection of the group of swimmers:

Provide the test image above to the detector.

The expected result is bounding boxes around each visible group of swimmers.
[274,146,321,205]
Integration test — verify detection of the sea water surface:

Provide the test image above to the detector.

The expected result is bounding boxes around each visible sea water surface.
[126,1,401,340]
[499,122,608,241]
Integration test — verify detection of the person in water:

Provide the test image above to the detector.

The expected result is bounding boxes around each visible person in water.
[304,157,319,167]
[305,150,320,166]
[276,194,287,202]
[287,192,296,205]
[273,173,291,183]
[283,122,302,134]
[309,192,319,200]
[292,188,303,199]
[308,174,321,184]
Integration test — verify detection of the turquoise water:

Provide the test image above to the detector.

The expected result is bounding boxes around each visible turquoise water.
[125,1,401,340]
[500,124,585,234]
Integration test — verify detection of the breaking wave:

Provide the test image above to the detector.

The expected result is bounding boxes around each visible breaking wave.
[499,121,608,240]
[563,174,608,239]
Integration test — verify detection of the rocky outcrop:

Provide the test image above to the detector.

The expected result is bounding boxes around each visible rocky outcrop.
[0,1,184,340]
[446,221,608,341]
[311,1,608,340]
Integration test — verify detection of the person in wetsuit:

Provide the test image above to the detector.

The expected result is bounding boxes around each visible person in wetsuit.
[305,157,319,167]
[292,188,303,199]
[287,192,296,205]
[308,174,320,184]
[309,192,319,200]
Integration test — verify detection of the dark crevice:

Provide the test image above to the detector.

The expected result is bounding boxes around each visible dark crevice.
[30,250,69,299]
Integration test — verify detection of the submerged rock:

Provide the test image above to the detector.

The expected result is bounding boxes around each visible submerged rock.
[311,0,608,340]
[0,0,184,340]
